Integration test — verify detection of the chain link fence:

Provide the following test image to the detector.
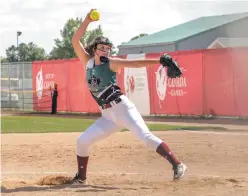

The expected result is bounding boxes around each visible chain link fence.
[1,62,33,111]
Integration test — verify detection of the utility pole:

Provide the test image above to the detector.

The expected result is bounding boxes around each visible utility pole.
[17,31,22,62]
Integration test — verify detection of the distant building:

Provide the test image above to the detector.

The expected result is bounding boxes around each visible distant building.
[118,12,248,55]
[207,37,248,49]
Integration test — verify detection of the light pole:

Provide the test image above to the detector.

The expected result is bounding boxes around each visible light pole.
[17,31,22,48]
[17,31,22,62]
[16,31,23,109]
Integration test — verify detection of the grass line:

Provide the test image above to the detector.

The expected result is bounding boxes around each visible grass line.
[1,116,227,134]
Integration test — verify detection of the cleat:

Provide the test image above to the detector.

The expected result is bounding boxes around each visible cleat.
[72,173,88,185]
[173,163,187,181]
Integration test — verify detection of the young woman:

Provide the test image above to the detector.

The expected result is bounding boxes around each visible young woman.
[71,9,187,184]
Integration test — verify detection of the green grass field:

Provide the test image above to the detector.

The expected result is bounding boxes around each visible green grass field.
[1,116,227,134]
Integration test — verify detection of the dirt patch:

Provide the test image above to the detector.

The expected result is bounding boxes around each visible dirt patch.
[2,131,248,196]
[36,175,73,186]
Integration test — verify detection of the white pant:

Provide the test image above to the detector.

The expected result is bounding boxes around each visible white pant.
[76,95,162,157]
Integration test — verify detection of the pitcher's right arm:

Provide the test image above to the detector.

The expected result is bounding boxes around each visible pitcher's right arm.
[72,10,96,66]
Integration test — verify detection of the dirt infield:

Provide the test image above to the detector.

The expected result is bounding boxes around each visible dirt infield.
[2,130,248,196]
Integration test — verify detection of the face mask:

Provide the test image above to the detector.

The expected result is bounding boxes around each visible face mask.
[95,45,111,63]
[100,56,109,63]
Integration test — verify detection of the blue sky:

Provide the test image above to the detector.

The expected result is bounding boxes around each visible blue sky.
[0,0,248,56]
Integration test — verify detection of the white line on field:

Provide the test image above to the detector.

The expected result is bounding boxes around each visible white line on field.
[1,171,221,178]
[184,130,248,136]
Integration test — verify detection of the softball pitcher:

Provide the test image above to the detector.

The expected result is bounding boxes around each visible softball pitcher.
[71,9,187,184]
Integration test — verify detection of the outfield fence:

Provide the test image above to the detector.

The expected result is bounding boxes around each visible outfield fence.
[31,47,248,117]
[1,62,34,111]
[1,47,248,117]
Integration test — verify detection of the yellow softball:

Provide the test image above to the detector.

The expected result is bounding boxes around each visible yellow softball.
[90,10,100,21]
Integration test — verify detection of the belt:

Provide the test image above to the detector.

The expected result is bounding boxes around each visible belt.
[100,97,122,110]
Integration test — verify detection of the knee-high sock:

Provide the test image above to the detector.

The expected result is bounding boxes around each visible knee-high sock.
[77,155,89,180]
[156,142,181,167]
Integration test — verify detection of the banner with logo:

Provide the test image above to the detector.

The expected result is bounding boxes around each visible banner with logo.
[32,60,67,111]
[32,59,100,113]
[124,53,151,115]
[146,51,203,115]
[32,48,248,117]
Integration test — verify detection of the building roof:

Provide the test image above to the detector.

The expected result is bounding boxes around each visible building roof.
[208,37,248,48]
[118,12,248,48]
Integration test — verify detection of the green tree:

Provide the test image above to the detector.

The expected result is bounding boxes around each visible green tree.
[0,56,9,63]
[48,18,106,60]
[5,42,46,62]
[5,45,18,62]
[48,18,82,60]
[85,25,103,45]
[130,33,148,41]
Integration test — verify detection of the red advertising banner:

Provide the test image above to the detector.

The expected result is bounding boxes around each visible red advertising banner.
[32,48,248,117]
[146,51,203,115]
[232,48,248,117]
[32,57,127,113]
[63,59,99,113]
[114,55,126,94]
[203,48,248,116]
[32,60,67,112]
[32,59,99,113]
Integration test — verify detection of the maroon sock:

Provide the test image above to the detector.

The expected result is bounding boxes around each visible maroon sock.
[156,142,181,167]
[77,155,89,180]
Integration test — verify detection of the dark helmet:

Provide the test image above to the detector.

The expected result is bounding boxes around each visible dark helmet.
[94,36,113,47]
[85,36,113,57]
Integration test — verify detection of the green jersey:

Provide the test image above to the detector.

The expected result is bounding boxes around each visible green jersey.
[86,58,123,106]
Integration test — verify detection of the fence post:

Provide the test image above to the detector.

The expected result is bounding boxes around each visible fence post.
[22,63,24,111]
[8,63,11,109]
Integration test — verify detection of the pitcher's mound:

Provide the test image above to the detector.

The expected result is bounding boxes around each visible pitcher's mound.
[36,175,73,185]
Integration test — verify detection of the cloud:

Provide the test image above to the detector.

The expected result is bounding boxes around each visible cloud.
[1,0,248,56]
[21,0,48,9]
[95,0,183,45]
[0,0,17,15]
[44,21,57,30]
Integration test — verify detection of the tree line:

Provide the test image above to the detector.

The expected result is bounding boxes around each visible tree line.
[1,17,148,63]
